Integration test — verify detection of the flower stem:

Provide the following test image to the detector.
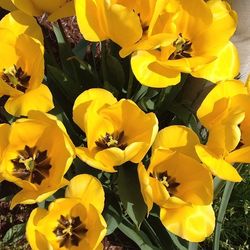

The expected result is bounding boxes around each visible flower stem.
[188,242,198,250]
[127,67,134,98]
[213,181,235,250]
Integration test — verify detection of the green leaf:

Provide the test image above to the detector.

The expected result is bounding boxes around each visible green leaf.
[101,47,125,92]
[2,223,26,244]
[117,164,147,228]
[103,192,123,235]
[73,39,88,58]
[47,64,82,104]
[118,217,158,250]
[52,23,80,83]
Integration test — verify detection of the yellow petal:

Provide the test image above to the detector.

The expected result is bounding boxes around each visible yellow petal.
[137,163,153,212]
[4,84,54,117]
[197,80,247,126]
[48,1,75,22]
[160,205,215,242]
[119,33,175,58]
[0,0,16,11]
[95,147,125,168]
[0,124,10,158]
[226,146,250,163]
[0,10,44,44]
[73,88,117,132]
[131,50,180,88]
[192,42,240,83]
[75,0,108,41]
[65,174,105,213]
[153,125,200,160]
[106,4,142,47]
[11,0,43,16]
[195,145,242,182]
[149,176,170,207]
[26,208,49,250]
[11,179,68,209]
[160,56,216,73]
[76,147,117,172]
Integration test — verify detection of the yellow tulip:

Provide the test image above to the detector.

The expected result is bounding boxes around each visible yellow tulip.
[131,0,239,87]
[73,88,158,172]
[0,111,75,208]
[26,174,107,250]
[137,126,215,242]
[196,79,250,182]
[7,0,74,21]
[0,0,16,11]
[137,129,214,242]
[0,10,44,45]
[0,14,54,116]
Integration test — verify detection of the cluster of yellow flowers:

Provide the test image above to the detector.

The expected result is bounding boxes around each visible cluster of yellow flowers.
[0,0,248,249]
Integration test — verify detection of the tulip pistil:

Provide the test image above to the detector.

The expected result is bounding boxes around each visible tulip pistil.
[53,215,88,247]
[11,145,51,185]
[169,33,192,60]
[157,171,180,196]
[1,65,30,93]
[95,131,127,149]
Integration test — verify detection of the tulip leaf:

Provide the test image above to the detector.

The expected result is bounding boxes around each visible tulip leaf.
[2,223,25,245]
[47,64,83,105]
[118,217,158,250]
[101,51,125,92]
[52,23,80,83]
[73,39,88,58]
[103,191,123,235]
[117,164,147,228]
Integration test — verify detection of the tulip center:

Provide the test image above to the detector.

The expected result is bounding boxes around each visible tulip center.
[1,65,30,93]
[169,33,192,60]
[157,171,180,196]
[53,215,88,248]
[11,145,51,185]
[95,131,127,149]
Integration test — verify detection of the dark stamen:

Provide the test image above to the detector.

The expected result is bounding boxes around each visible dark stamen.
[95,131,127,150]
[11,145,51,185]
[1,65,30,93]
[169,33,192,60]
[53,215,88,248]
[157,171,180,196]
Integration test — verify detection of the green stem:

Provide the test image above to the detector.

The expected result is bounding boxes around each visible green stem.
[143,219,165,249]
[127,67,134,98]
[213,181,235,250]
[188,242,199,250]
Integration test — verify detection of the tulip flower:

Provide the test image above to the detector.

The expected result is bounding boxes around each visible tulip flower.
[4,0,74,21]
[137,126,214,242]
[131,0,239,87]
[0,10,44,45]
[26,174,107,250]
[0,111,75,208]
[0,15,54,116]
[73,88,158,172]
[196,79,250,182]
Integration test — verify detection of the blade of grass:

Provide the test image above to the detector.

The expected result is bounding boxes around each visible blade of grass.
[213,180,235,250]
[188,242,198,250]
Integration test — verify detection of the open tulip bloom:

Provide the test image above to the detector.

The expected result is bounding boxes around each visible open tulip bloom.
[138,126,214,242]
[73,88,158,172]
[0,111,75,208]
[0,0,248,249]
[0,11,54,116]
[26,174,107,250]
